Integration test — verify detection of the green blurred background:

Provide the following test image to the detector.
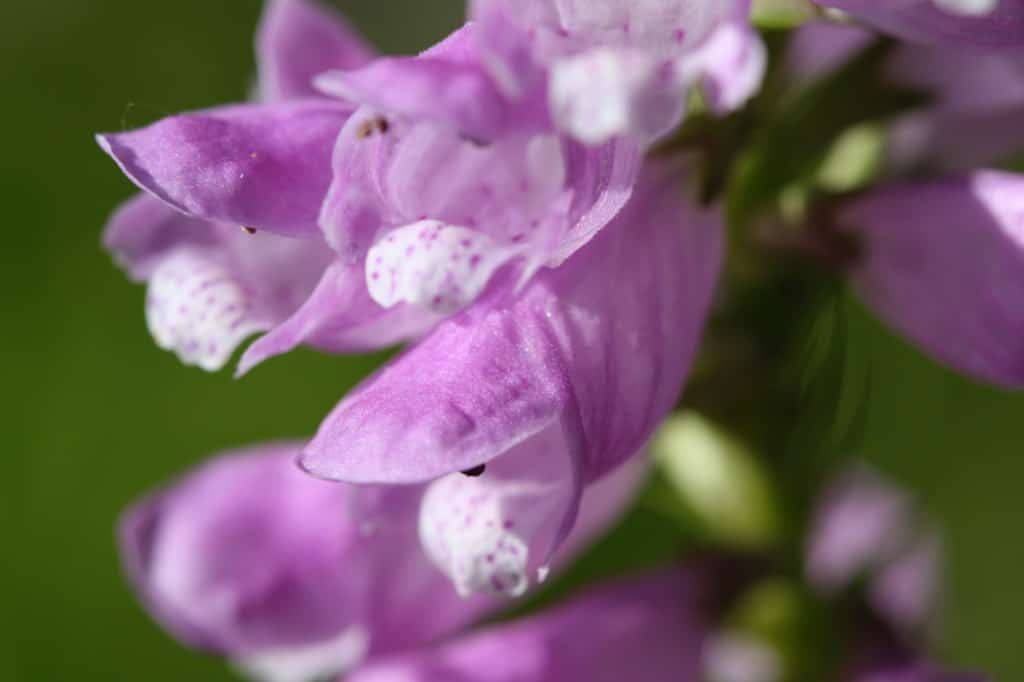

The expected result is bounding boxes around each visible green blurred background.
[1,1,1021,680]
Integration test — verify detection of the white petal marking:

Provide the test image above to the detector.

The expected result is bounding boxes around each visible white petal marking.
[550,48,678,145]
[418,471,567,597]
[366,220,513,314]
[146,249,266,371]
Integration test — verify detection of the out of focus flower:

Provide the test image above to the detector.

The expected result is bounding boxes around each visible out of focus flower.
[316,0,764,146]
[807,463,943,634]
[806,464,916,598]
[814,0,1024,46]
[120,442,645,681]
[783,23,1024,387]
[802,458,946,638]
[787,21,1024,172]
[301,161,723,596]
[467,0,765,145]
[805,463,990,682]
[346,570,708,682]
[836,171,1024,388]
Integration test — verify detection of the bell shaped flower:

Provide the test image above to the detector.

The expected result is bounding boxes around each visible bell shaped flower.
[294,21,645,346]
[98,3,655,374]
[835,171,1024,388]
[815,0,1023,46]
[97,0,393,371]
[300,160,724,596]
[120,442,646,682]
[345,570,708,682]
[298,100,642,324]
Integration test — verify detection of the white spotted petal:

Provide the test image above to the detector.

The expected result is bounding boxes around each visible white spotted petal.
[146,249,269,371]
[418,428,574,598]
[366,220,517,314]
[419,475,556,597]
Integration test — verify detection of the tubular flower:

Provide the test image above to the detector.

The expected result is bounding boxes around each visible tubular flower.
[119,442,646,682]
[276,19,649,363]
[97,0,382,371]
[345,570,708,682]
[835,171,1024,387]
[301,160,724,596]
[97,1,671,374]
[815,0,1024,46]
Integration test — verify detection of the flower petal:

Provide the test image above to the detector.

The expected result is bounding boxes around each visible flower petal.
[868,529,943,635]
[473,0,761,142]
[684,22,766,114]
[819,0,1024,46]
[806,464,913,593]
[97,101,350,238]
[550,47,683,145]
[366,220,520,314]
[346,570,707,682]
[885,46,1024,171]
[237,259,440,376]
[474,0,746,56]
[301,159,723,485]
[840,171,1024,387]
[102,193,221,281]
[320,112,573,287]
[256,0,375,102]
[315,57,519,143]
[547,136,642,265]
